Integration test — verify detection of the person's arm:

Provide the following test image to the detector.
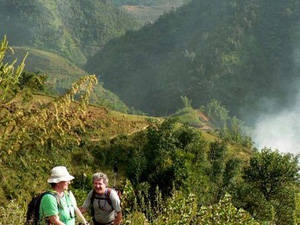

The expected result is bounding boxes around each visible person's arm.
[75,207,89,225]
[80,190,93,214]
[109,189,122,225]
[48,215,65,225]
[113,211,122,225]
[68,190,89,224]
[79,206,87,213]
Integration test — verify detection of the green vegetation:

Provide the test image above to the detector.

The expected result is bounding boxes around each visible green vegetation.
[116,0,190,25]
[86,0,300,123]
[1,11,300,225]
[0,0,139,66]
[4,46,129,112]
[113,0,188,6]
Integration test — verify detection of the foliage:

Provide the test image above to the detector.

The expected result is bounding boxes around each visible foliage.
[138,119,191,195]
[115,0,190,26]
[0,190,262,225]
[296,190,300,224]
[180,95,192,108]
[0,200,26,225]
[194,193,261,225]
[86,0,300,124]
[1,35,299,225]
[19,71,47,92]
[0,35,27,103]
[152,190,198,225]
[113,0,188,7]
[204,99,229,129]
[0,36,98,204]
[123,117,250,212]
[170,106,209,128]
[203,99,253,147]
[0,74,97,154]
[123,189,261,225]
[244,149,299,199]
[6,47,129,112]
[0,0,139,66]
[235,148,300,223]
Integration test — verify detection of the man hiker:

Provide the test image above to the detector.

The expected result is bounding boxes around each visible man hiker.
[80,172,122,225]
[39,166,89,225]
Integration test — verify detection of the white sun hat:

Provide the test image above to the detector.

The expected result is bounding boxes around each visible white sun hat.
[47,166,74,183]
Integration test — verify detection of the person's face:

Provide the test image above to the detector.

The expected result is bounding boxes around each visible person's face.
[57,180,70,191]
[93,178,106,194]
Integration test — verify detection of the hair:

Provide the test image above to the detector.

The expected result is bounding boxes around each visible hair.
[50,183,57,188]
[92,172,109,185]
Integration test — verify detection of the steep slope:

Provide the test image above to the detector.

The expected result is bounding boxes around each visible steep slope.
[115,0,190,25]
[6,47,129,112]
[85,0,300,122]
[0,0,139,66]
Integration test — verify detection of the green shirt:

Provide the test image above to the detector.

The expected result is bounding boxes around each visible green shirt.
[39,190,77,225]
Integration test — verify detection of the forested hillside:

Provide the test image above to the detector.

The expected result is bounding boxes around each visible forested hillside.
[85,0,300,123]
[113,0,187,5]
[4,46,129,112]
[0,0,139,66]
[114,0,190,25]
[0,0,300,223]
[0,38,299,224]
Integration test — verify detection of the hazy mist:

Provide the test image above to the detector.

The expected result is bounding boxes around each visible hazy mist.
[252,95,300,156]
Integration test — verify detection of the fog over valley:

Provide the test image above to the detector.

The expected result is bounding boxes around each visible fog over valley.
[0,1,299,224]
[252,104,300,155]
[251,32,300,156]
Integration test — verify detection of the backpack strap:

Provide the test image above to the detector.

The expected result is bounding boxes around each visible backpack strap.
[46,191,62,209]
[90,190,96,219]
[90,188,113,218]
[63,190,75,218]
[105,188,112,207]
[41,191,66,225]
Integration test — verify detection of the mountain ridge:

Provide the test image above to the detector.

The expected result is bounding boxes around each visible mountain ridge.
[85,0,300,123]
[0,0,139,66]
[4,46,130,112]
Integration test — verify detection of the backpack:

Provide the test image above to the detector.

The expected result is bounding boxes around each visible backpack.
[25,191,59,225]
[90,188,121,218]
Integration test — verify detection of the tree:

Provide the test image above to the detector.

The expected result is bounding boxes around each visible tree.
[240,148,299,223]
[0,35,99,205]
[204,99,229,129]
[0,35,98,153]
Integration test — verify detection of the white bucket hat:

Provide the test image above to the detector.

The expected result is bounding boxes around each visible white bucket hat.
[47,166,74,183]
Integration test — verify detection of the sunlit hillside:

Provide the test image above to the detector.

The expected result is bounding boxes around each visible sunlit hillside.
[0,35,299,224]
[0,0,139,66]
[86,0,300,125]
[5,46,129,112]
[120,0,190,25]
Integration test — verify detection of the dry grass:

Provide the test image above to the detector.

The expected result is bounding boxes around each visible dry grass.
[23,94,162,141]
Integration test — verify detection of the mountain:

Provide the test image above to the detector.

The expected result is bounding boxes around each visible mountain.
[114,0,190,25]
[0,0,139,66]
[0,35,299,225]
[85,0,300,122]
[5,46,129,112]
